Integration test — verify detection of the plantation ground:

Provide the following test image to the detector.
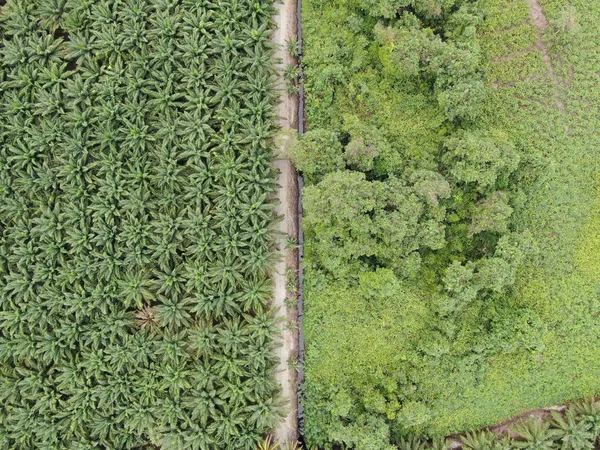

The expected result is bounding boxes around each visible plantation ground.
[0,1,283,448]
[300,0,600,445]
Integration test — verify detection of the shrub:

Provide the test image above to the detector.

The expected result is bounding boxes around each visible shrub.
[443,129,520,192]
[288,129,345,183]
[469,191,513,236]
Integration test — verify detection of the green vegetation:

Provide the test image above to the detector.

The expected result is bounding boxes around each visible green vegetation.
[397,399,600,450]
[298,0,600,447]
[0,0,282,448]
[265,398,600,450]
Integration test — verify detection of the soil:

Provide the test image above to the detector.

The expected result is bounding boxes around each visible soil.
[526,0,550,31]
[271,0,300,444]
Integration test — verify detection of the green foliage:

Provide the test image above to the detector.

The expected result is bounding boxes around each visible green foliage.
[360,0,460,20]
[303,171,446,278]
[442,130,520,193]
[329,402,600,450]
[258,436,303,450]
[551,410,595,450]
[512,418,561,450]
[461,430,497,450]
[440,230,537,316]
[469,191,513,236]
[302,0,600,445]
[571,399,600,438]
[548,5,581,45]
[288,129,344,183]
[286,37,300,58]
[374,15,435,80]
[0,0,281,448]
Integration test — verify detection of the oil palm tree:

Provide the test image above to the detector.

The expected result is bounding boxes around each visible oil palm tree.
[512,418,560,450]
[461,430,497,450]
[397,436,428,450]
[236,275,271,312]
[551,410,595,450]
[154,295,193,329]
[571,399,600,440]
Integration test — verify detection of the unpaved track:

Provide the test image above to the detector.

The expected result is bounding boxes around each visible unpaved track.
[271,0,300,444]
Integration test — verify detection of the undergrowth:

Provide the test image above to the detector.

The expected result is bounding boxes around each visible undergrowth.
[298,0,600,447]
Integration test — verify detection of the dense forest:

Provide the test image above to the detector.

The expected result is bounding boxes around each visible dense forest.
[296,0,600,447]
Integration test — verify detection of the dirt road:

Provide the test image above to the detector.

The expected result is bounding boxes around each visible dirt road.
[271,0,300,444]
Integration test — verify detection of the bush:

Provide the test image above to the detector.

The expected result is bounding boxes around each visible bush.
[289,129,345,183]
[443,129,520,192]
[469,191,513,236]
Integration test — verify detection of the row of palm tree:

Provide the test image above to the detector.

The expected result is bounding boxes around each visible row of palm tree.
[0,0,283,448]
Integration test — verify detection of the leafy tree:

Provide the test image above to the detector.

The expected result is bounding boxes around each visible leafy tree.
[442,129,520,193]
[360,0,459,19]
[341,114,391,172]
[474,257,514,293]
[374,14,435,80]
[303,171,445,278]
[288,128,345,183]
[331,413,395,450]
[441,260,478,312]
[436,79,486,124]
[409,169,451,208]
[442,231,537,312]
[469,191,513,236]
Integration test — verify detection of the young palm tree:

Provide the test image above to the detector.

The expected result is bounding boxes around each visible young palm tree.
[257,435,279,450]
[571,399,600,438]
[551,410,595,450]
[176,109,214,144]
[154,295,193,329]
[461,430,497,450]
[236,275,271,312]
[396,435,428,450]
[245,395,283,434]
[118,271,155,309]
[512,418,560,450]
[0,0,281,447]
[187,319,219,359]
[244,309,278,348]
[187,386,223,427]
[179,422,215,450]
[217,316,247,355]
[429,436,450,450]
